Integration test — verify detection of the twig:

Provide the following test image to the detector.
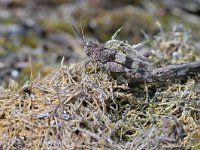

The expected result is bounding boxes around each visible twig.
[128,60,200,83]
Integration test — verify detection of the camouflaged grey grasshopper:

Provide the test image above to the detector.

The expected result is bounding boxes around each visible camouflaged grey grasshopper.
[72,25,153,80]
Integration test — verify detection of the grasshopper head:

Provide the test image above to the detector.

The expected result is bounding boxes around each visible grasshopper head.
[84,41,99,58]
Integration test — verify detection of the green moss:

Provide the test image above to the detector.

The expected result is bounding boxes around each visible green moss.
[39,20,72,33]
[1,18,16,24]
[20,33,39,48]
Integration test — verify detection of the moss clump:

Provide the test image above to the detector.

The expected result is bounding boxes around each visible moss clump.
[0,26,200,149]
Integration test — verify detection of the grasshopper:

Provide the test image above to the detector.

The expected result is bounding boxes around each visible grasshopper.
[72,25,153,81]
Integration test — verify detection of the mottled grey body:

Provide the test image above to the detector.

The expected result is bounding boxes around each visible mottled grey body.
[72,24,152,81]
[84,41,153,80]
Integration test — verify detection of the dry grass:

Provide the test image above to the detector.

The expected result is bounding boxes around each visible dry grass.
[0,26,200,149]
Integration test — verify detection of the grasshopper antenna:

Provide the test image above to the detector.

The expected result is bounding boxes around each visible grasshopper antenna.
[72,25,85,43]
[80,17,85,43]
